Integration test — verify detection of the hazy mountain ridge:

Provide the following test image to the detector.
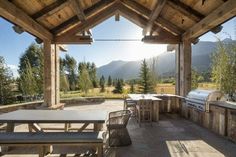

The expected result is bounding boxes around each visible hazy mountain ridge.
[97,39,234,80]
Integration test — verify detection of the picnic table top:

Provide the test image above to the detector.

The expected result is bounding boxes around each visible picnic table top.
[0,110,107,123]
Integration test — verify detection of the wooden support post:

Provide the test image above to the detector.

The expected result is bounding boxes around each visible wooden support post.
[43,40,55,107]
[55,45,60,105]
[179,40,191,96]
[175,44,180,95]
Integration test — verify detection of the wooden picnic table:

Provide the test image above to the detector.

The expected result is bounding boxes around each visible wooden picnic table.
[128,94,162,121]
[0,109,107,132]
[0,109,106,156]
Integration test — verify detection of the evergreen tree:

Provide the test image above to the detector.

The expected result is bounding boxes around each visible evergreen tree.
[19,58,37,96]
[139,59,155,94]
[0,56,14,104]
[99,75,105,92]
[191,68,199,89]
[113,79,123,94]
[89,63,98,88]
[18,43,43,95]
[60,71,69,93]
[130,81,135,93]
[78,66,92,94]
[108,75,112,86]
[64,54,77,91]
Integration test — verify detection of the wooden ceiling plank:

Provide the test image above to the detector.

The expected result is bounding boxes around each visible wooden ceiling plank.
[69,0,86,22]
[0,0,52,40]
[51,16,78,34]
[121,0,182,35]
[157,17,184,35]
[183,0,236,40]
[32,0,68,20]
[53,0,116,35]
[166,0,204,22]
[143,0,167,35]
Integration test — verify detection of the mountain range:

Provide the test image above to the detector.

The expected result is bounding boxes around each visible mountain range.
[97,39,234,80]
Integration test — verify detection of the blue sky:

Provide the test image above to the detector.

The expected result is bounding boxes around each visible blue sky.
[0,16,235,77]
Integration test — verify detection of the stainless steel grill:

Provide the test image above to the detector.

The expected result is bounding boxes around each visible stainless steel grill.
[185,89,224,112]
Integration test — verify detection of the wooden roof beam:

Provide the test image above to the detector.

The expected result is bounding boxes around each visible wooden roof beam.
[55,2,119,38]
[32,0,69,21]
[120,0,183,35]
[142,35,181,44]
[143,0,167,35]
[52,0,116,35]
[69,0,86,22]
[0,0,52,40]
[118,3,180,41]
[166,0,204,22]
[53,35,92,44]
[183,0,236,40]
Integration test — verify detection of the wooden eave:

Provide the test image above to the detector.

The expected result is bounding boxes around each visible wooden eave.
[0,0,235,44]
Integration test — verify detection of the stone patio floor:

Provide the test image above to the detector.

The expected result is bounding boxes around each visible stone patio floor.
[1,100,236,157]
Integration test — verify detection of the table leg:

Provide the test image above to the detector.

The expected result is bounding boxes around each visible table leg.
[2,123,15,152]
[94,123,103,131]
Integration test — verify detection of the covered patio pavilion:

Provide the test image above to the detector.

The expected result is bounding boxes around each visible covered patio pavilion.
[0,0,236,157]
[1,0,236,107]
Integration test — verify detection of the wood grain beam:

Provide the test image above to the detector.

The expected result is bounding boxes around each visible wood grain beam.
[166,0,204,22]
[143,0,167,35]
[57,2,118,37]
[118,3,180,41]
[142,35,181,44]
[121,0,183,35]
[32,0,69,21]
[0,0,52,40]
[53,35,92,44]
[69,0,86,22]
[52,0,116,35]
[183,0,236,40]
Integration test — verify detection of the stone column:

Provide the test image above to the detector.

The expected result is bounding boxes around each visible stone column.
[179,40,192,96]
[43,40,55,107]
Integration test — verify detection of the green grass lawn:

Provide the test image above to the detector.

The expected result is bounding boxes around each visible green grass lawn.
[61,83,218,99]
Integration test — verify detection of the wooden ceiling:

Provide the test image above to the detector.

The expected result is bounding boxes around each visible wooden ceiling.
[0,0,235,44]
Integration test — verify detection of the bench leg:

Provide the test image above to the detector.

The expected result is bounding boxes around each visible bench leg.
[38,146,53,157]
[38,146,45,157]
[97,144,103,157]
[3,123,15,152]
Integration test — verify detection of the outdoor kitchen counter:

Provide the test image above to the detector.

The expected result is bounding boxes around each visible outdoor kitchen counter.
[210,101,236,110]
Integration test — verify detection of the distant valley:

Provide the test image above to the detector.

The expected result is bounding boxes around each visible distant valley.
[97,39,234,80]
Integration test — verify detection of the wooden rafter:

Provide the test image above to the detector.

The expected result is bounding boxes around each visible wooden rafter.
[52,0,116,35]
[118,2,180,43]
[0,0,52,40]
[121,0,183,35]
[32,0,69,21]
[69,0,86,22]
[166,0,204,22]
[143,0,167,35]
[55,2,119,39]
[183,0,236,40]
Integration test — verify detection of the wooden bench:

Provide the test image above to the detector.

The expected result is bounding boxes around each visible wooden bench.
[0,132,104,157]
